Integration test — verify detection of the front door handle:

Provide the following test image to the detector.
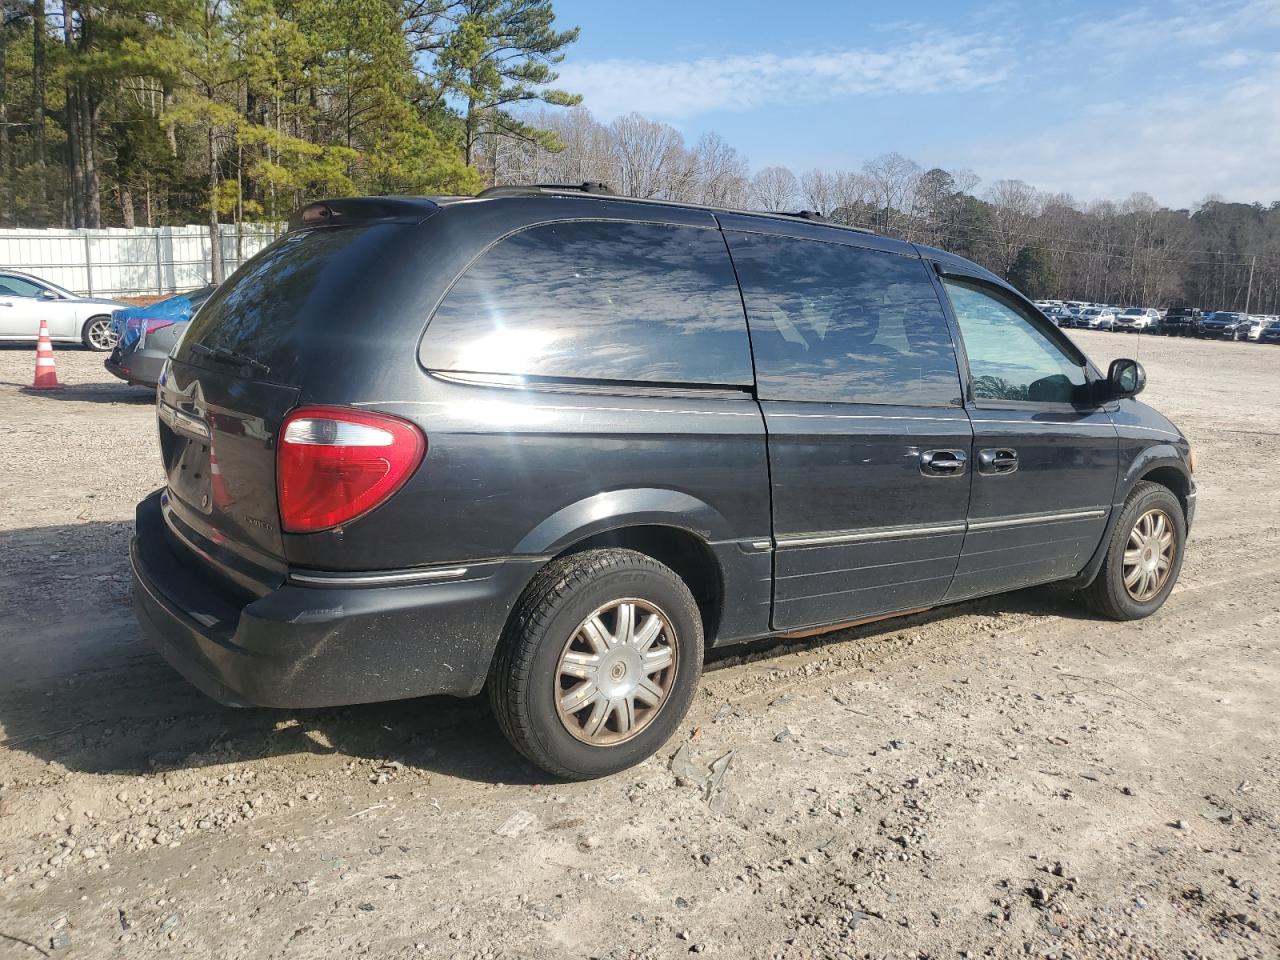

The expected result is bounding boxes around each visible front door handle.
[978,448,1019,475]
[920,449,968,477]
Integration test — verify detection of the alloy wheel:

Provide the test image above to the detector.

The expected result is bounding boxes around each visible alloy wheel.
[87,317,117,350]
[1122,508,1176,602]
[555,598,678,745]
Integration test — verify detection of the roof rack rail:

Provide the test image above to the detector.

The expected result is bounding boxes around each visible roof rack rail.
[476,181,616,199]
[468,183,876,236]
[781,210,827,222]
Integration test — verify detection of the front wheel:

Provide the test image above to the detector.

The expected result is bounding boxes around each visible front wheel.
[1080,481,1186,620]
[81,315,116,351]
[489,548,704,779]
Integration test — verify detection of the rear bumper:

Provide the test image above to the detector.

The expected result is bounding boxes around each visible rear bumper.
[130,490,543,707]
[105,349,166,387]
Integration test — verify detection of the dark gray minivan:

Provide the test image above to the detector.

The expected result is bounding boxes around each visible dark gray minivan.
[130,185,1196,779]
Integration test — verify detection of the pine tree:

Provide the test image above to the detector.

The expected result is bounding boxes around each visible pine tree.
[428,0,580,170]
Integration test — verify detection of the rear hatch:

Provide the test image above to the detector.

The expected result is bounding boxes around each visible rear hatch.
[156,205,439,592]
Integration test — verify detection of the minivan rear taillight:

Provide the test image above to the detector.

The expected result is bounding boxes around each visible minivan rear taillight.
[277,406,426,533]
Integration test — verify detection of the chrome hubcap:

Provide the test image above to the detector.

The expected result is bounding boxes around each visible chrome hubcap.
[555,598,677,745]
[1122,508,1176,602]
[88,318,116,350]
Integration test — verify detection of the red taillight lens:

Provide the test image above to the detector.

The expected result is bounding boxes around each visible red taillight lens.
[277,406,426,533]
[145,318,176,335]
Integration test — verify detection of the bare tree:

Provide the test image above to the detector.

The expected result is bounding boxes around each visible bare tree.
[690,132,748,207]
[749,165,798,211]
[609,112,687,199]
[478,104,1279,315]
[800,168,835,214]
[986,178,1043,278]
[862,152,920,235]
[826,171,876,226]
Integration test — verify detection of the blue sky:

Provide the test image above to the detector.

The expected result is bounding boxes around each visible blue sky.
[549,0,1280,207]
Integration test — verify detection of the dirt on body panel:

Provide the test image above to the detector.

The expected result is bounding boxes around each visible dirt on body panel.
[0,333,1277,959]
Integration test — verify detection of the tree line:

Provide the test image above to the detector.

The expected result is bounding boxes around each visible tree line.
[2,1,1277,311]
[497,107,1280,314]
[0,0,578,278]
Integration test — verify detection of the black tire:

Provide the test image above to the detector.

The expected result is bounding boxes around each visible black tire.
[488,548,704,780]
[81,315,115,351]
[1081,481,1186,621]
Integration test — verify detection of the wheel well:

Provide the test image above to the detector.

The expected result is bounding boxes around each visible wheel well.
[557,525,723,644]
[1139,465,1190,515]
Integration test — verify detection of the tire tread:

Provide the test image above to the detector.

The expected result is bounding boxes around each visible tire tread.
[1081,480,1184,620]
[488,548,699,780]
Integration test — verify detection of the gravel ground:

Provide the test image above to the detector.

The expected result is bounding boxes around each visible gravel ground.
[0,332,1277,960]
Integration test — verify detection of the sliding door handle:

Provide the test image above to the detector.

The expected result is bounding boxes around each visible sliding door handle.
[978,448,1019,475]
[920,449,968,477]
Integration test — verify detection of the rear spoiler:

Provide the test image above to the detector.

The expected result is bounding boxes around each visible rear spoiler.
[286,196,441,233]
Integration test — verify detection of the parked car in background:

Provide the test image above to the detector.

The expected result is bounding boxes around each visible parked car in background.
[105,285,217,387]
[1048,306,1075,327]
[0,269,125,350]
[1259,319,1280,344]
[128,187,1195,779]
[1161,306,1202,336]
[1038,305,1072,327]
[1114,308,1161,333]
[1075,307,1116,330]
[1238,316,1266,341]
[1197,311,1249,339]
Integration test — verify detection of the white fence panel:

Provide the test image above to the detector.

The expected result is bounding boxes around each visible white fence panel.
[0,223,282,297]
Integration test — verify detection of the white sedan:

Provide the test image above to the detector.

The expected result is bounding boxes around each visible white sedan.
[0,270,126,351]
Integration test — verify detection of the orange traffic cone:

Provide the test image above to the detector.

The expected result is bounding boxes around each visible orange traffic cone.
[32,318,61,390]
[210,445,234,507]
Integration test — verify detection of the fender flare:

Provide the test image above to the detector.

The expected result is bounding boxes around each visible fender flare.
[1066,446,1191,590]
[515,488,733,556]
[1118,445,1191,501]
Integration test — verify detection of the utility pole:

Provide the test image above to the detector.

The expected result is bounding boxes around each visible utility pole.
[1243,254,1256,319]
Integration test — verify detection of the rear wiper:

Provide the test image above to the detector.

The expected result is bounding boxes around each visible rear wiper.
[190,342,270,374]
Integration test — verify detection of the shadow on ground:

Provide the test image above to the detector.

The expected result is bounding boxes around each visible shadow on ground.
[0,518,1100,787]
[5,381,154,403]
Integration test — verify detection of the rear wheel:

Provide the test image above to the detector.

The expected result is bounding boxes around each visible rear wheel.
[1081,481,1185,620]
[489,548,703,779]
[81,315,116,351]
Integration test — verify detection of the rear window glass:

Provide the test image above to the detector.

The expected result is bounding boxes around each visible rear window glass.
[727,232,962,406]
[180,227,375,381]
[420,221,753,385]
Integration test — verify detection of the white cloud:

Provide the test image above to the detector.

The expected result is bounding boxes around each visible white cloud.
[556,34,1012,121]
[1072,0,1280,53]
[959,65,1280,207]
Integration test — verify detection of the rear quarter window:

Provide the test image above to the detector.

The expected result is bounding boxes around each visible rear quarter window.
[419,220,754,386]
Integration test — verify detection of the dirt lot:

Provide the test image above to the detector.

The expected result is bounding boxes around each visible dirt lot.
[0,332,1277,960]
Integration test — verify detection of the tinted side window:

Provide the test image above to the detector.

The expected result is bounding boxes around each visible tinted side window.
[943,279,1088,404]
[0,275,45,298]
[421,221,753,385]
[727,232,962,405]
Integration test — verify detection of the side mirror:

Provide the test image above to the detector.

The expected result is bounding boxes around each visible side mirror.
[37,289,58,301]
[1106,358,1145,399]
